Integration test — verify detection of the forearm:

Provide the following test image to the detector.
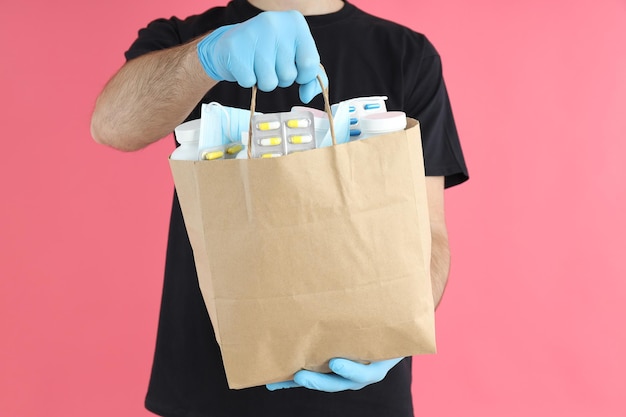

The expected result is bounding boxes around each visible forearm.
[91,38,216,151]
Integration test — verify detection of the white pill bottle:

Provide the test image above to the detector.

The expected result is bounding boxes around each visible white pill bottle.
[171,119,201,160]
[359,111,407,139]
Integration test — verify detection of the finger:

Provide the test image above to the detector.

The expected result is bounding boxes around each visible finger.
[298,80,320,103]
[273,12,299,88]
[266,380,301,391]
[298,66,327,103]
[294,49,320,86]
[253,47,279,92]
[328,358,374,384]
[293,369,363,392]
[275,46,298,88]
[291,13,320,85]
[331,358,404,384]
[228,51,257,88]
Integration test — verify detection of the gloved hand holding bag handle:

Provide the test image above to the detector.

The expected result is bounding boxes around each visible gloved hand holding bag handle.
[197,10,325,103]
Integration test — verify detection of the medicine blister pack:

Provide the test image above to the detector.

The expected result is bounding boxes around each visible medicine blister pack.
[250,111,316,158]
[199,143,245,161]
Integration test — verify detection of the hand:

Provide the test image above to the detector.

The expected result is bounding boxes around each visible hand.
[197,11,323,103]
[266,357,403,392]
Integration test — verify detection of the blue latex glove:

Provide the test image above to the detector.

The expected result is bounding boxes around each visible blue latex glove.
[266,357,403,392]
[197,11,323,103]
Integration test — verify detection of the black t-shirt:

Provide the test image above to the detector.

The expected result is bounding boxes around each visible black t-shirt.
[125,1,468,416]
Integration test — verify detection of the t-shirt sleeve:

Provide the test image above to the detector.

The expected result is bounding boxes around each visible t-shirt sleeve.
[405,37,468,188]
[124,17,185,61]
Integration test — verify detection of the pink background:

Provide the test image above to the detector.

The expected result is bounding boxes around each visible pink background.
[1,0,625,416]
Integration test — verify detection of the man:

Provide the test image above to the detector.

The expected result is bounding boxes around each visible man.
[91,1,468,416]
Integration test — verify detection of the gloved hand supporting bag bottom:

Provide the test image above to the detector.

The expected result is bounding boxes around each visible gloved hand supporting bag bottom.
[267,358,404,392]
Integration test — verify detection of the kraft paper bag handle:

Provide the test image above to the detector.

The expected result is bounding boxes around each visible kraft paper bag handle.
[247,64,336,158]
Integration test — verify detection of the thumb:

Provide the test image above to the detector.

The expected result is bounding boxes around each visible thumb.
[298,68,328,103]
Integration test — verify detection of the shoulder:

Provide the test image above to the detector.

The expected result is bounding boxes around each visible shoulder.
[344,5,438,59]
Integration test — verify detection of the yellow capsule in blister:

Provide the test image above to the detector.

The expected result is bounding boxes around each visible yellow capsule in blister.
[261,152,283,158]
[202,150,225,160]
[256,121,280,131]
[288,135,313,144]
[259,137,282,146]
[226,144,243,154]
[286,118,311,128]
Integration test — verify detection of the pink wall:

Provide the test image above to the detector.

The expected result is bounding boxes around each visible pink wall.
[1,0,625,416]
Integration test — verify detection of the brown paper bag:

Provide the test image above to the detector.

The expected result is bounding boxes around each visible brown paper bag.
[169,83,435,389]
